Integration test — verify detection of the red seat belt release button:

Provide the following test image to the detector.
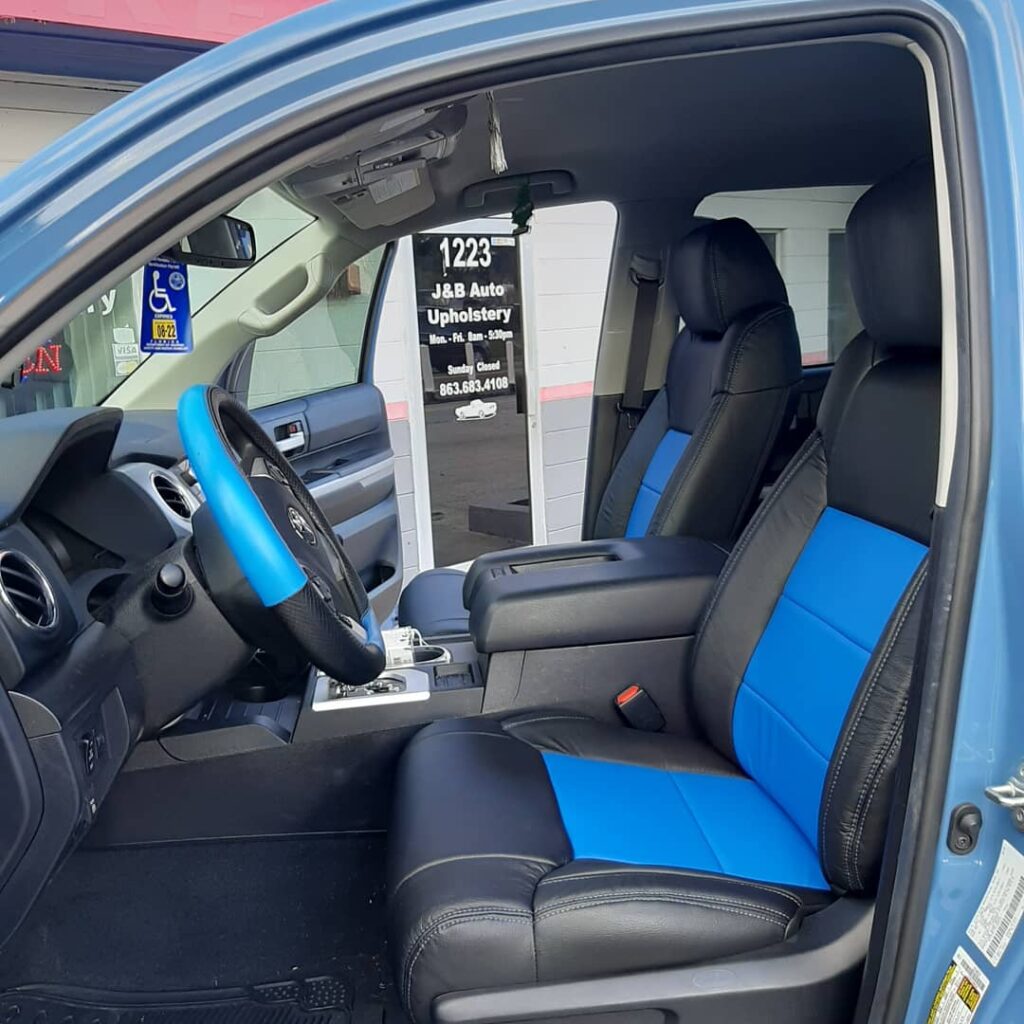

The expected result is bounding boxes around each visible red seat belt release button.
[614,685,665,732]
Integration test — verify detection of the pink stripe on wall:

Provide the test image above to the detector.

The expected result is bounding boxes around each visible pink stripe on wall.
[386,402,409,423]
[539,381,594,403]
[0,1,318,42]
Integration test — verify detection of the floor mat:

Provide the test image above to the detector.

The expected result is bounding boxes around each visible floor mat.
[0,834,402,1019]
[0,975,382,1023]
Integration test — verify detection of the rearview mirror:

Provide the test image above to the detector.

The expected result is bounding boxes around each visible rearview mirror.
[167,214,256,269]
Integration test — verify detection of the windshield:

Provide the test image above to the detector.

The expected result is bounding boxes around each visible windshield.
[1,189,313,417]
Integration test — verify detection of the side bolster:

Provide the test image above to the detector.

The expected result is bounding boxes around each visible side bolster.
[534,861,811,981]
[690,434,828,759]
[591,390,669,540]
[650,304,801,544]
[818,560,929,894]
[502,712,742,775]
[388,719,571,1024]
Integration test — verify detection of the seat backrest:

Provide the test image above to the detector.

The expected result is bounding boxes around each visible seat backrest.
[593,218,801,544]
[691,161,941,895]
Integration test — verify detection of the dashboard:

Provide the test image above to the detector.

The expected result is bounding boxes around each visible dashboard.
[0,406,248,949]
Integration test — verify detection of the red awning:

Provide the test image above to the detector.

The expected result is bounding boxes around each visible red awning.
[0,1,323,43]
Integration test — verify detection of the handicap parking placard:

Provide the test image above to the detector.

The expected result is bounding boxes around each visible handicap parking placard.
[140,257,193,354]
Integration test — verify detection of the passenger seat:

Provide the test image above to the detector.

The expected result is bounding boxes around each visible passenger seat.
[399,217,802,637]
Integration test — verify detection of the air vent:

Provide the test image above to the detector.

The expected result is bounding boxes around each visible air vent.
[0,551,57,631]
[151,472,193,520]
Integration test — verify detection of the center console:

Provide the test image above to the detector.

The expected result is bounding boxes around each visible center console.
[100,534,729,845]
[136,535,727,756]
[461,536,727,652]
[294,627,484,742]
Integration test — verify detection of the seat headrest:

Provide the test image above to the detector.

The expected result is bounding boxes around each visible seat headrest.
[670,218,788,337]
[847,161,941,348]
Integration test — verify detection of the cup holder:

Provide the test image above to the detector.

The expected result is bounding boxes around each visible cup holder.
[410,645,450,666]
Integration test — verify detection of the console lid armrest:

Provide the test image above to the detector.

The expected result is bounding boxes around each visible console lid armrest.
[468,536,727,653]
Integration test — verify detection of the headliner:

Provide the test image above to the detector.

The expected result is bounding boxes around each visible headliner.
[298,37,929,241]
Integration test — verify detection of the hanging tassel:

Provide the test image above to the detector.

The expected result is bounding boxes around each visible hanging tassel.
[486,91,508,175]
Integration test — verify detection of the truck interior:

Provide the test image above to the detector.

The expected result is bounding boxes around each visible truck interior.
[0,24,971,1024]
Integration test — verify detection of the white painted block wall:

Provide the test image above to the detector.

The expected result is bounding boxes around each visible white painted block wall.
[697,187,866,363]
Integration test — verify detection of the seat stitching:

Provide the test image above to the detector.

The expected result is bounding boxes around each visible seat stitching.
[723,306,791,393]
[650,395,727,536]
[843,709,904,888]
[737,686,830,765]
[843,654,914,890]
[537,887,793,920]
[666,774,724,872]
[536,894,790,930]
[403,906,531,1008]
[405,912,532,1011]
[502,714,594,731]
[708,231,726,332]
[851,724,905,890]
[391,853,560,900]
[775,591,871,654]
[819,568,924,856]
[412,729,512,747]
[818,567,926,861]
[692,433,823,657]
[537,870,802,907]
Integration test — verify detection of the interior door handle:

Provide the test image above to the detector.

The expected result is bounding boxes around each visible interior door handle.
[276,431,306,455]
[238,254,333,336]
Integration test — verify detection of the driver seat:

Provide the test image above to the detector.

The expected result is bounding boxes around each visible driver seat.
[387,161,941,1023]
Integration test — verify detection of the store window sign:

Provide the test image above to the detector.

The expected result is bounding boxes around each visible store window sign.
[20,343,65,379]
[413,233,522,403]
[140,258,193,354]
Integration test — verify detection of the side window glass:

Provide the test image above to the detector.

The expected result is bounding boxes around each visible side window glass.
[0,188,314,418]
[695,187,866,364]
[239,248,386,410]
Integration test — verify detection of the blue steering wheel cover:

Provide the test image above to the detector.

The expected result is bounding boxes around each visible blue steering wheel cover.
[177,385,307,608]
[362,606,383,654]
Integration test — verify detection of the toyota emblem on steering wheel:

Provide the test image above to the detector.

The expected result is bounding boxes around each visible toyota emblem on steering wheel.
[288,507,317,546]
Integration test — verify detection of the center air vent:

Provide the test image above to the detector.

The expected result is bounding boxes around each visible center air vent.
[0,551,58,631]
[151,472,193,520]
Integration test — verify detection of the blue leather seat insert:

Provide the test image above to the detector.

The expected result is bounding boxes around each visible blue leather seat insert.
[542,752,829,890]
[542,506,925,894]
[625,429,691,537]
[733,507,926,846]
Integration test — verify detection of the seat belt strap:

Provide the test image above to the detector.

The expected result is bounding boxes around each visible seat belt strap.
[614,253,662,458]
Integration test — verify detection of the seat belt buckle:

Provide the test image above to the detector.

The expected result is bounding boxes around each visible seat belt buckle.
[614,685,665,732]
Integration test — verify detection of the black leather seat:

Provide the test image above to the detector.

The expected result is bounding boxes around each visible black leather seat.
[387,161,941,1023]
[398,217,801,637]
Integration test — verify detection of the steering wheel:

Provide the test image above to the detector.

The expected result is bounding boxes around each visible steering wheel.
[177,384,385,685]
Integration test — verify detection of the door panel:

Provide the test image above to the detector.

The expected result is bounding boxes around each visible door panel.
[251,382,402,620]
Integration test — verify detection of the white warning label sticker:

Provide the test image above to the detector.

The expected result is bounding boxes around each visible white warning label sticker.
[927,946,989,1023]
[967,839,1024,967]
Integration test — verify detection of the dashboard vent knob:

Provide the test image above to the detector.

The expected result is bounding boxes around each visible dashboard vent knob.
[152,472,193,520]
[0,551,58,631]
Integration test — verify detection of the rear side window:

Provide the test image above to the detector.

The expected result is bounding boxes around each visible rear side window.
[696,187,867,365]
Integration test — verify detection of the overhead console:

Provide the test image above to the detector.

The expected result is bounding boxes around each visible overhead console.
[281,103,468,228]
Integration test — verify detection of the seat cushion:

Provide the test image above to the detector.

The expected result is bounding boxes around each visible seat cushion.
[396,567,470,637]
[388,715,829,1022]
